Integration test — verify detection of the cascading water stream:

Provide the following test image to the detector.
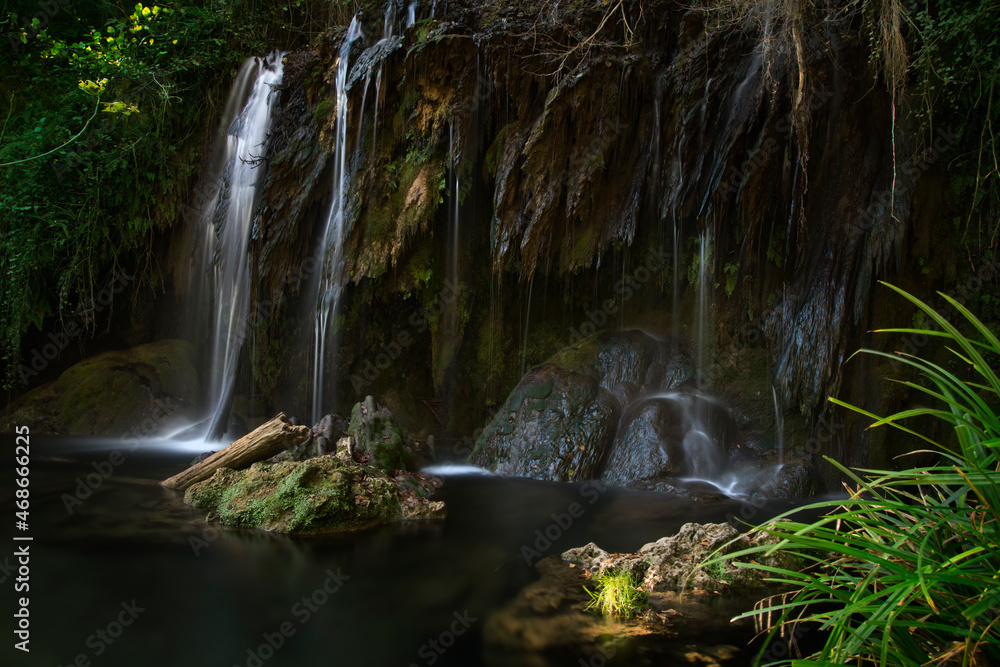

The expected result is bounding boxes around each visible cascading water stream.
[371,5,394,156]
[186,51,284,441]
[312,17,363,424]
[772,385,785,467]
[407,1,417,27]
[696,229,712,386]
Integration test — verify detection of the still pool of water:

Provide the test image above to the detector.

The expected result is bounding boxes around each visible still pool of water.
[4,438,802,666]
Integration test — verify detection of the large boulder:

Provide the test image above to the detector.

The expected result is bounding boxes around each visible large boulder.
[471,363,619,482]
[471,330,691,481]
[3,339,199,436]
[601,394,740,487]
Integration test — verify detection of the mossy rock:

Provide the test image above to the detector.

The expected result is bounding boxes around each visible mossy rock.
[184,457,402,534]
[3,339,200,436]
[348,396,414,473]
[470,331,692,482]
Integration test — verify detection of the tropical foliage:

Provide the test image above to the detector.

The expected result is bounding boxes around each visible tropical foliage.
[707,284,1000,666]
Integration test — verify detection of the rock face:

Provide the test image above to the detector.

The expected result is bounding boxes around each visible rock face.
[183,438,445,534]
[471,330,692,482]
[469,329,820,498]
[562,522,802,593]
[2,339,199,436]
[601,394,739,487]
[348,395,414,473]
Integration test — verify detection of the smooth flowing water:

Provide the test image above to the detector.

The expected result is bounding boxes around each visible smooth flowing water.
[312,17,363,424]
[184,52,285,441]
[9,438,801,667]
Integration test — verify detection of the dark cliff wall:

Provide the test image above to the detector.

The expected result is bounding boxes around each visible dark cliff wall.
[218,0,970,482]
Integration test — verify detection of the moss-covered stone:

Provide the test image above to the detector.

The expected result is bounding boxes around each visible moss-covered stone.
[184,456,402,534]
[562,521,804,594]
[348,396,415,473]
[3,339,199,436]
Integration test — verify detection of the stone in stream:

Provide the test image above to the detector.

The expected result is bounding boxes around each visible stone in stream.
[184,437,445,534]
[348,395,415,473]
[2,338,200,436]
[470,330,692,482]
[561,522,802,593]
[601,394,740,488]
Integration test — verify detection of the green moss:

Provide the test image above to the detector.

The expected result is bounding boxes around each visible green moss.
[183,458,403,534]
[550,336,599,373]
[484,122,519,178]
[312,98,333,126]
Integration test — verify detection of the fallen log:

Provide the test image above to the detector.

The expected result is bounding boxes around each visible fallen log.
[161,413,311,490]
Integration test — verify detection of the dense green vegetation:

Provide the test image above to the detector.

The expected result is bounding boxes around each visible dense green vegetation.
[707,285,1000,665]
[0,0,997,395]
[0,0,355,390]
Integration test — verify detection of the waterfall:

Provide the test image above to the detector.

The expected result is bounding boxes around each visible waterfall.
[696,229,712,386]
[772,385,785,466]
[448,121,460,293]
[407,1,417,27]
[186,51,285,441]
[312,16,363,424]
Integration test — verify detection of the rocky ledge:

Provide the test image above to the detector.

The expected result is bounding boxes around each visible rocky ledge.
[175,397,445,534]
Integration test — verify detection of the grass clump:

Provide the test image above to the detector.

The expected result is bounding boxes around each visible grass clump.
[584,569,648,618]
[705,283,1000,666]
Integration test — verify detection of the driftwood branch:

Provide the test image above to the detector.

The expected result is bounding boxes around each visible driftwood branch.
[161,413,310,490]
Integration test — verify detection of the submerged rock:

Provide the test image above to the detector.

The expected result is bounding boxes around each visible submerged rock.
[184,440,445,534]
[2,339,199,436]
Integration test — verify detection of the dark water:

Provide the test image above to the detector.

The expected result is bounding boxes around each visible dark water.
[2,438,801,667]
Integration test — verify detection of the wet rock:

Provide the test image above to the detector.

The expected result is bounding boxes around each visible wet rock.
[348,396,415,473]
[486,554,757,665]
[184,435,446,533]
[772,462,815,500]
[561,542,610,571]
[184,456,402,533]
[471,331,691,482]
[400,496,447,521]
[562,522,803,594]
[592,330,692,406]
[601,394,739,488]
[3,339,200,436]
[638,523,741,592]
[470,363,619,482]
[600,399,686,487]
[269,435,317,462]
[624,478,729,503]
